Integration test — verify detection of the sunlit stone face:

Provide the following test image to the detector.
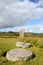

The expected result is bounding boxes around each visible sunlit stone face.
[6,48,33,61]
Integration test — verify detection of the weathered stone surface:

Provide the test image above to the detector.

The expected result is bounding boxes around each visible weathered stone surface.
[19,28,25,38]
[16,42,32,48]
[6,48,33,61]
[25,43,32,48]
[16,42,24,47]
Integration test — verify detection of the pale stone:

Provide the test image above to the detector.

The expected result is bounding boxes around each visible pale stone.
[19,28,25,38]
[6,48,33,61]
[25,43,32,48]
[16,42,24,47]
[16,42,32,48]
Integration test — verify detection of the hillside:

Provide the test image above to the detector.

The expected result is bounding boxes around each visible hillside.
[0,32,43,38]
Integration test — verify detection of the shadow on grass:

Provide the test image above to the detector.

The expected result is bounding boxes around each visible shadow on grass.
[1,50,9,57]
[32,53,36,59]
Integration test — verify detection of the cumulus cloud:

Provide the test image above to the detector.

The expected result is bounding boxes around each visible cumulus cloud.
[0,0,43,28]
[2,25,43,33]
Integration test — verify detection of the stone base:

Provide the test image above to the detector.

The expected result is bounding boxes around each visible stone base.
[6,48,33,62]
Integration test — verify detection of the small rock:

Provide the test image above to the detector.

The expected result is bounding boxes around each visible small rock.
[16,42,32,48]
[16,42,24,47]
[25,43,32,48]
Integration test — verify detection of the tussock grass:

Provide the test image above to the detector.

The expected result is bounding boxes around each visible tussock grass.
[0,36,43,65]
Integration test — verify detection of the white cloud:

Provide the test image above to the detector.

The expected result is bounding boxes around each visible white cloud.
[40,26,43,31]
[2,25,43,33]
[0,17,4,22]
[0,0,43,28]
[40,0,43,6]
[40,28,43,31]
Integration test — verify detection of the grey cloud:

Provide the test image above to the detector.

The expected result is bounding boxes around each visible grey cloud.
[3,25,43,32]
[0,0,43,28]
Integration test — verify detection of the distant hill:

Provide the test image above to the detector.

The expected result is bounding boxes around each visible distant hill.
[0,32,43,38]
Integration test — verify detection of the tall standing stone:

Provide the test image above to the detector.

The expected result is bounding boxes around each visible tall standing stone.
[19,28,25,38]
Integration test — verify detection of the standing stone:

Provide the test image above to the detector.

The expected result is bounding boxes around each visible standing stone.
[19,28,25,38]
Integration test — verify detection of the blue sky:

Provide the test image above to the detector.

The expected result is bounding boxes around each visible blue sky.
[0,0,43,33]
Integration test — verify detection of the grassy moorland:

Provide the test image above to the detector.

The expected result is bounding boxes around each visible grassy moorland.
[0,32,43,65]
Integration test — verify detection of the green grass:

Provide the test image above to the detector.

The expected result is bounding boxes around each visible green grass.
[0,36,43,65]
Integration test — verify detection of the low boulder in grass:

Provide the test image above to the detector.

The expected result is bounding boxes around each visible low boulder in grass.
[16,42,32,48]
[22,43,32,48]
[6,48,33,62]
[16,42,24,47]
[25,43,32,47]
